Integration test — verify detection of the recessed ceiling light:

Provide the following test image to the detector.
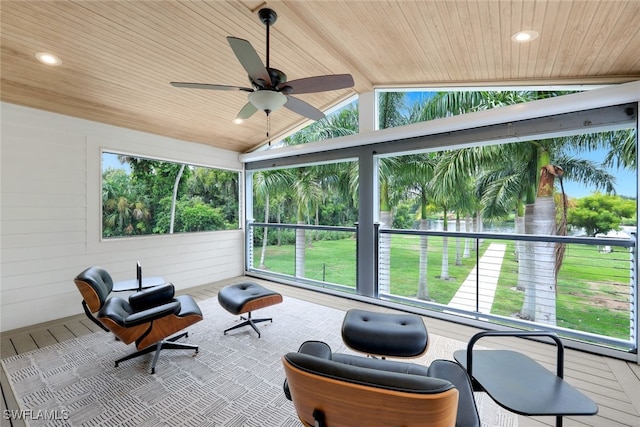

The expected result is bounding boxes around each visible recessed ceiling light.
[35,52,62,66]
[233,118,243,124]
[511,30,539,43]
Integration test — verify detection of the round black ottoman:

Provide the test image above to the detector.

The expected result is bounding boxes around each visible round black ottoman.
[218,282,283,338]
[341,308,428,358]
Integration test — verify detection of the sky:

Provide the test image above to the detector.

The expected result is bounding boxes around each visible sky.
[561,148,636,199]
[102,152,131,173]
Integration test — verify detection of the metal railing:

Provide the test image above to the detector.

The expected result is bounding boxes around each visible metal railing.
[246,220,637,354]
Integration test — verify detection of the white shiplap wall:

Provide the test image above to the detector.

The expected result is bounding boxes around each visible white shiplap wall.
[0,103,245,332]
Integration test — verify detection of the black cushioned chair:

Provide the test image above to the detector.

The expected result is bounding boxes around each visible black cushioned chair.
[74,266,203,374]
[283,341,480,427]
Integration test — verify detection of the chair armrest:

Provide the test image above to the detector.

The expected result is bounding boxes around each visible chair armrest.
[123,301,181,326]
[465,330,564,378]
[129,283,175,311]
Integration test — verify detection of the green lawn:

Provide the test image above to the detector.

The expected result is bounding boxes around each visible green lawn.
[493,242,631,339]
[254,237,357,286]
[254,236,632,340]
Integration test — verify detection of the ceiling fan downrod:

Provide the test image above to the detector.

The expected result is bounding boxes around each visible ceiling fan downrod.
[258,8,277,70]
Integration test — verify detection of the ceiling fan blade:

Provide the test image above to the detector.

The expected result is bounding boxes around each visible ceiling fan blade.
[280,74,354,94]
[227,37,271,87]
[170,82,253,92]
[284,96,325,121]
[236,102,258,120]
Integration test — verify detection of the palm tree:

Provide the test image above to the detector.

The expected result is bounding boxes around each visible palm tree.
[281,107,359,278]
[430,148,485,279]
[378,92,408,293]
[253,170,293,268]
[102,168,151,236]
[392,153,438,300]
[479,137,616,322]
[604,130,636,170]
[412,90,621,323]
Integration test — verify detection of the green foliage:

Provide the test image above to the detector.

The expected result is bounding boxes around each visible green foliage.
[102,154,239,238]
[187,167,239,221]
[179,199,226,231]
[282,105,358,145]
[102,168,151,237]
[567,193,636,236]
[130,158,191,207]
[392,200,418,229]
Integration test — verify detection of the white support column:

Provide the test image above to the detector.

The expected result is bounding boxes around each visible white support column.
[356,90,378,297]
[358,91,376,133]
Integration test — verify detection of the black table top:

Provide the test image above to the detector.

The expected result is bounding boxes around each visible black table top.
[112,276,165,292]
[454,349,598,416]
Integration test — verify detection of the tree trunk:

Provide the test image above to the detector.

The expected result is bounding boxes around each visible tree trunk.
[513,200,525,264]
[417,219,430,300]
[315,206,319,241]
[514,201,525,291]
[378,210,392,295]
[532,196,557,325]
[440,209,449,280]
[259,194,269,268]
[463,214,471,258]
[169,164,185,234]
[520,204,536,318]
[531,164,563,325]
[277,209,282,246]
[475,211,483,250]
[515,212,525,263]
[455,213,462,266]
[295,206,306,278]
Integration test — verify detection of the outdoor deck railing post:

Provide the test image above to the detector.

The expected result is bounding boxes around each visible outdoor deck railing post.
[243,223,637,355]
[631,232,637,345]
[354,222,359,295]
[476,236,480,313]
[374,222,380,299]
[246,219,254,271]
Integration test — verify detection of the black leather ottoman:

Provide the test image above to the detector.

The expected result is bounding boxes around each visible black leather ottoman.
[341,309,428,358]
[218,282,283,338]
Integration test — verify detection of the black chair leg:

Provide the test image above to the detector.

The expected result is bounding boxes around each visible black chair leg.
[114,332,198,374]
[223,312,273,338]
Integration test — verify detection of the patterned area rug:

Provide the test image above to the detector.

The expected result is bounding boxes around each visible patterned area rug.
[2,296,517,426]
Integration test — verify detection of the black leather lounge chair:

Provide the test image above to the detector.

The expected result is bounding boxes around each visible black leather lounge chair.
[74,266,203,374]
[283,340,480,427]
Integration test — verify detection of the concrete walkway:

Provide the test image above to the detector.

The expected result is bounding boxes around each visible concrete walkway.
[448,243,507,313]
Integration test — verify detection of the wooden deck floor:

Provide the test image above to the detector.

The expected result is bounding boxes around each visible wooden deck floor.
[2,277,639,427]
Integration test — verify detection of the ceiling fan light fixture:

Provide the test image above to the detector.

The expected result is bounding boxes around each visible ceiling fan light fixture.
[249,90,287,114]
[511,30,539,43]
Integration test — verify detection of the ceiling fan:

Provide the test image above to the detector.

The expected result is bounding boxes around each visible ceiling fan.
[170,8,354,123]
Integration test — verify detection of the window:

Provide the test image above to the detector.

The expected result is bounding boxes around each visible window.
[376,89,584,130]
[101,152,239,238]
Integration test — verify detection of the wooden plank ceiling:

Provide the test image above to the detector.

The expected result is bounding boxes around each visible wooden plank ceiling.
[2,1,639,154]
